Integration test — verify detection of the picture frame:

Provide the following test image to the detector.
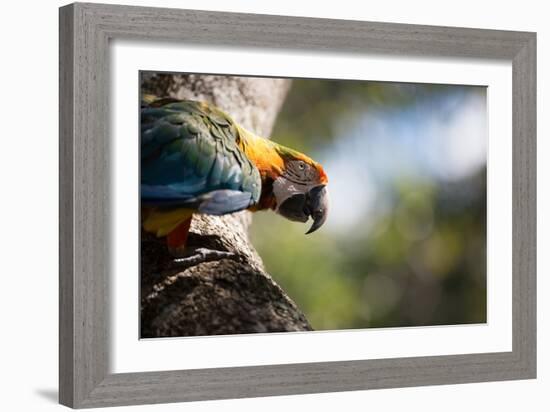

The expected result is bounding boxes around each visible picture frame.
[59,2,536,408]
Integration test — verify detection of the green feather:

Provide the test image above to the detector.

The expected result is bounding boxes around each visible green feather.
[141,98,262,207]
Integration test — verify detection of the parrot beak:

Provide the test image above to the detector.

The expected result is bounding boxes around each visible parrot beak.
[304,185,329,234]
[274,177,329,233]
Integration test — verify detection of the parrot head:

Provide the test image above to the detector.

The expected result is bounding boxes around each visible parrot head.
[272,148,329,234]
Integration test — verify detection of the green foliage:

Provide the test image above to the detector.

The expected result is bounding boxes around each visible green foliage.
[271,79,481,152]
[251,172,486,330]
[251,79,487,331]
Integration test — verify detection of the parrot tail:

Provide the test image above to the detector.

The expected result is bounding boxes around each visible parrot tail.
[166,217,192,250]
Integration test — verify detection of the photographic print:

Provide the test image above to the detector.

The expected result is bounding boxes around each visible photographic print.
[140,72,486,338]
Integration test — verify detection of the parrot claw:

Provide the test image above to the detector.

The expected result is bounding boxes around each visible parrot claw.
[173,247,238,268]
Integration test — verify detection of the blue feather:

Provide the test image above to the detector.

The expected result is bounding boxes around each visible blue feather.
[198,190,253,215]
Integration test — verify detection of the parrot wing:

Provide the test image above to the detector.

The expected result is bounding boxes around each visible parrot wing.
[140,99,262,215]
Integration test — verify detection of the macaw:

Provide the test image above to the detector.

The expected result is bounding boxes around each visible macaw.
[141,97,329,260]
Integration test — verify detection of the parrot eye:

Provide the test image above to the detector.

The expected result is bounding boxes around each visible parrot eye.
[283,159,317,184]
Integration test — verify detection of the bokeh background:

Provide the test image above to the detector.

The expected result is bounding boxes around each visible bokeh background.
[250,79,487,330]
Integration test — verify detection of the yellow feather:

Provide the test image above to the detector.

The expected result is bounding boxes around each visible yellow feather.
[142,207,193,237]
[237,125,284,178]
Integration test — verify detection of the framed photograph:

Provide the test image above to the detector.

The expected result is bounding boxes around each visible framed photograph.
[59,2,536,408]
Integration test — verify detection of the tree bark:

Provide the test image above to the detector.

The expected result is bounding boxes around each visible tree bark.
[140,73,312,337]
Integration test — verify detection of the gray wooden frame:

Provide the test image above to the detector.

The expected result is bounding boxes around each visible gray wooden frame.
[59,2,536,408]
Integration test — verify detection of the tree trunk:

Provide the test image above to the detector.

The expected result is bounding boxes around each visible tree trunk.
[140,73,312,337]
